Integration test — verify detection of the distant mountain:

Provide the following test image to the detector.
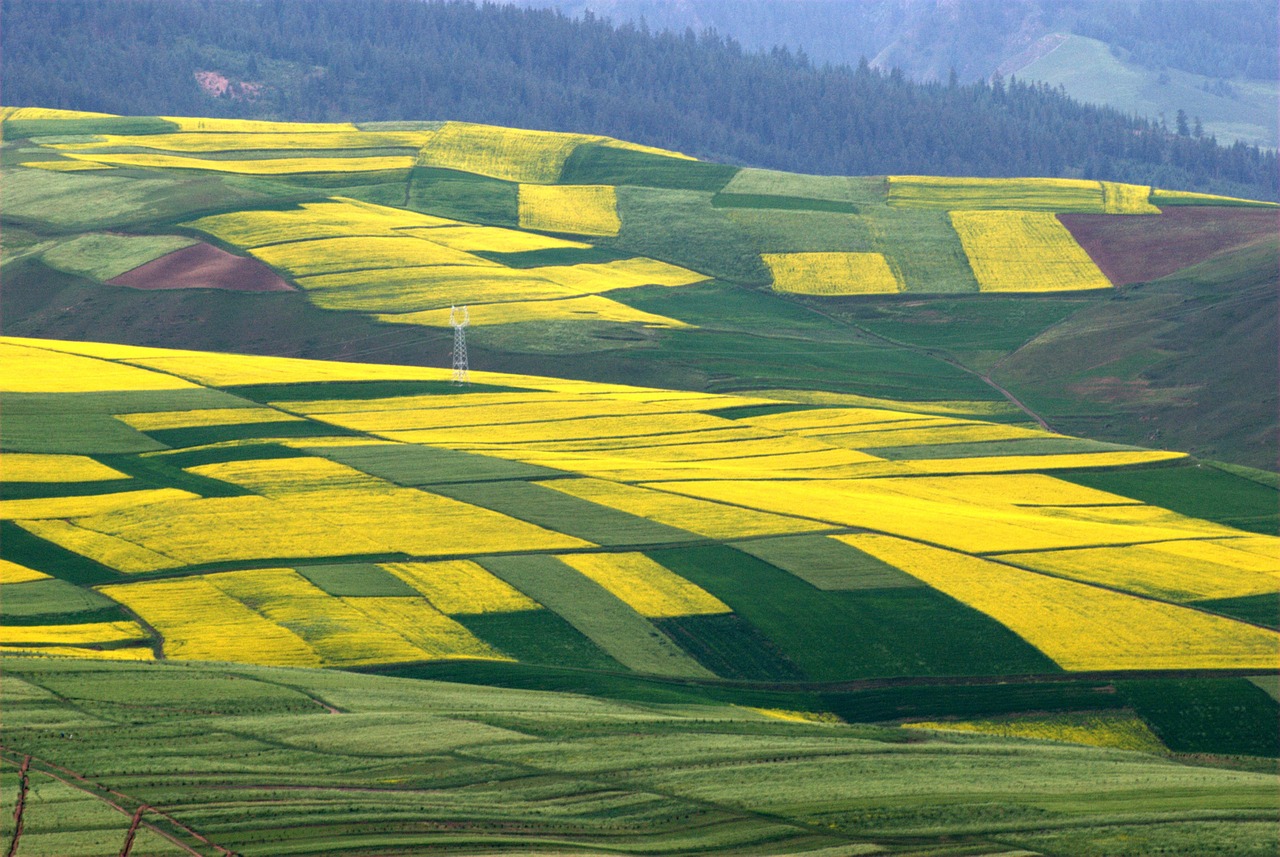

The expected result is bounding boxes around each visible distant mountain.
[1,0,1274,200]
[513,0,1279,148]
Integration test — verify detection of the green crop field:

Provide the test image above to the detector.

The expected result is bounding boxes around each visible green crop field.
[0,108,1276,855]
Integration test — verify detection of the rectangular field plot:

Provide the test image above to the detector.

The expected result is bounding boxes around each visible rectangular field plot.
[950,211,1112,292]
[299,266,582,312]
[478,555,715,678]
[251,235,492,277]
[381,560,539,614]
[845,534,1280,671]
[649,545,1058,680]
[454,609,624,670]
[518,184,620,236]
[15,519,182,573]
[416,121,598,183]
[294,563,420,597]
[539,478,832,540]
[995,539,1280,603]
[185,199,452,246]
[1,453,128,483]
[429,480,697,546]
[889,176,1110,211]
[306,443,563,485]
[62,151,416,174]
[763,252,902,295]
[379,295,690,328]
[731,535,923,590]
[556,552,729,618]
[0,341,198,394]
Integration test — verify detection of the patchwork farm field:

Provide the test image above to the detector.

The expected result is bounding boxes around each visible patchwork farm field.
[1,107,1277,855]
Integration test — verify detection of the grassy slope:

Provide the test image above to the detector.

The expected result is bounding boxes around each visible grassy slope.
[2,656,1277,857]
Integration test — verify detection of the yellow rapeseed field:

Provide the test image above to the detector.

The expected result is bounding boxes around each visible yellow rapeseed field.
[399,224,591,253]
[867,474,1141,507]
[762,252,902,295]
[189,457,591,556]
[339,597,508,659]
[62,151,415,174]
[188,199,455,247]
[539,478,830,539]
[822,421,1049,449]
[0,341,198,392]
[950,211,1112,292]
[0,621,150,646]
[840,534,1280,671]
[0,645,154,661]
[251,235,493,277]
[2,488,197,521]
[1101,182,1160,214]
[0,559,49,584]
[416,121,596,183]
[160,116,359,132]
[207,569,438,666]
[2,453,128,482]
[16,519,181,573]
[888,175,1105,210]
[4,107,116,119]
[118,407,301,431]
[378,296,690,328]
[101,577,324,666]
[518,184,621,236]
[120,349,453,387]
[382,561,539,614]
[904,712,1165,754]
[299,267,581,313]
[528,258,709,290]
[896,450,1186,474]
[557,552,729,618]
[58,130,433,153]
[381,411,727,445]
[996,540,1280,602]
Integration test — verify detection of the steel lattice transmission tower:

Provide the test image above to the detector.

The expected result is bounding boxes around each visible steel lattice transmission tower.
[450,305,470,384]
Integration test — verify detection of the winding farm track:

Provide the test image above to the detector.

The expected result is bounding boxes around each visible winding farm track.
[0,747,232,857]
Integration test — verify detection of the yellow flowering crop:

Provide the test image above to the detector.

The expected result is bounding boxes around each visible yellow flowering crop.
[539,478,830,539]
[61,151,415,174]
[2,453,127,482]
[950,211,1112,292]
[997,540,1279,602]
[557,552,729,618]
[746,708,843,725]
[871,474,1141,507]
[416,121,597,183]
[753,389,1022,418]
[904,712,1165,754]
[0,621,149,646]
[251,235,493,278]
[160,116,359,132]
[59,130,432,153]
[206,569,439,666]
[399,224,591,253]
[518,184,621,236]
[382,412,727,445]
[897,450,1186,474]
[528,258,710,290]
[822,421,1049,449]
[1203,537,1280,561]
[744,407,939,434]
[382,561,539,614]
[0,559,49,584]
[1101,182,1160,214]
[16,519,181,573]
[888,175,1105,211]
[648,478,1228,554]
[1,488,196,521]
[0,342,197,392]
[187,199,455,248]
[3,106,116,120]
[301,267,582,312]
[121,349,452,387]
[763,252,902,295]
[339,597,508,659]
[0,645,154,661]
[101,577,323,666]
[118,407,301,431]
[378,296,690,328]
[840,534,1280,671]
[188,457,591,555]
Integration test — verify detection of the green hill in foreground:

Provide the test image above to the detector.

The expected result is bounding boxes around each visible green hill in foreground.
[0,108,1277,855]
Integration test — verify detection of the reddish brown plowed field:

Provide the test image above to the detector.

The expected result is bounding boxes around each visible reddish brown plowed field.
[1059,207,1278,286]
[108,242,294,292]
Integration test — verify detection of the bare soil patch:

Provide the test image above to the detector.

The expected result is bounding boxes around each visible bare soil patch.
[1059,207,1278,286]
[108,242,294,292]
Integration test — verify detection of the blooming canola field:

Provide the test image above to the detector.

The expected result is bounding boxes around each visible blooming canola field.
[1,335,1274,683]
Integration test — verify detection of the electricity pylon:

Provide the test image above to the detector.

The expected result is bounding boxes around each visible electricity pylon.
[450,305,469,384]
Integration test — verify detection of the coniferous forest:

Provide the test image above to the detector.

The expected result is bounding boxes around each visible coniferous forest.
[1,0,1275,200]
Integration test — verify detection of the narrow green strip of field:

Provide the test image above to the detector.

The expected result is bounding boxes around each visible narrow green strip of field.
[731,535,923,590]
[454,610,624,672]
[97,452,251,497]
[867,436,1138,460]
[0,521,124,586]
[225,379,532,402]
[433,481,698,546]
[311,445,562,486]
[0,479,139,500]
[407,166,518,226]
[1190,594,1280,630]
[473,246,628,268]
[649,545,1060,681]
[477,555,714,679]
[560,145,738,191]
[153,443,311,469]
[1118,678,1280,757]
[0,578,122,619]
[3,116,178,138]
[712,193,861,214]
[140,419,358,448]
[295,563,421,597]
[1057,464,1280,535]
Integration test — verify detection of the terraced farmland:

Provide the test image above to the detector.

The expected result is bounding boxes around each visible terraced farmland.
[1,107,1277,855]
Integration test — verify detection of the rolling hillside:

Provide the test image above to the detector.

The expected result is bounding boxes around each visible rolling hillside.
[1,107,1277,855]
